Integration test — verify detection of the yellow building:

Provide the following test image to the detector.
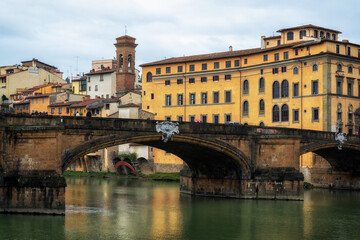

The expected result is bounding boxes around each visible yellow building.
[141,24,360,168]
[71,76,87,95]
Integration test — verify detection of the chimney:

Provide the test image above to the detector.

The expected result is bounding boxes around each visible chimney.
[229,46,233,51]
[261,36,265,49]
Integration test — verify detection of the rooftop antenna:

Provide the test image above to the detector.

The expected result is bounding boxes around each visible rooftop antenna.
[75,56,79,76]
[125,25,127,35]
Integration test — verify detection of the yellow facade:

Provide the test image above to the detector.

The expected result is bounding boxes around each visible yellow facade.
[141,25,360,167]
[71,77,87,95]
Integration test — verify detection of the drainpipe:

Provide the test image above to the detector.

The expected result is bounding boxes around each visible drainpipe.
[184,63,187,121]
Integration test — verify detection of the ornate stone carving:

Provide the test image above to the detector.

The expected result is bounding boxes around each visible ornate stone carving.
[335,132,347,150]
[156,121,179,143]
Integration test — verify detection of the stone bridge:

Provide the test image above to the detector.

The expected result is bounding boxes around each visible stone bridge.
[0,114,359,215]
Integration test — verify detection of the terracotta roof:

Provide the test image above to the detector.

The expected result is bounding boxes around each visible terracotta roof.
[13,100,30,105]
[277,24,341,34]
[26,93,53,99]
[118,103,140,108]
[85,69,115,75]
[72,76,87,81]
[87,103,104,109]
[21,59,57,69]
[141,40,319,67]
[48,101,81,107]
[70,98,104,108]
[103,97,121,103]
[0,103,11,106]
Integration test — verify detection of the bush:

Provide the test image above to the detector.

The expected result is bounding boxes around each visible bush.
[116,152,138,162]
[304,182,314,189]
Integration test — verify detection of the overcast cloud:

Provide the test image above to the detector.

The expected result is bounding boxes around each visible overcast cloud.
[0,0,359,79]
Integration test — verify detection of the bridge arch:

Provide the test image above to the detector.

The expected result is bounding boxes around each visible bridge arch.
[301,142,360,173]
[62,134,251,179]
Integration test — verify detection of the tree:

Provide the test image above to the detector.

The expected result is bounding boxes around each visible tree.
[1,95,8,102]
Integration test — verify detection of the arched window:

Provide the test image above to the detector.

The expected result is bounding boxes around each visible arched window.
[337,64,342,72]
[348,104,353,123]
[243,80,249,94]
[146,72,152,82]
[312,64,318,72]
[119,54,123,72]
[243,101,249,116]
[326,33,330,40]
[337,103,342,120]
[299,30,306,39]
[320,31,324,38]
[287,32,294,41]
[272,105,279,122]
[348,66,353,74]
[128,54,132,69]
[281,80,289,98]
[272,81,280,99]
[332,34,336,40]
[259,77,265,92]
[259,122,265,127]
[281,104,289,122]
[293,67,299,75]
[314,30,318,38]
[259,99,265,115]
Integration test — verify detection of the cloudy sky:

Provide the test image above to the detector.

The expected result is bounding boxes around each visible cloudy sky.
[1,0,359,79]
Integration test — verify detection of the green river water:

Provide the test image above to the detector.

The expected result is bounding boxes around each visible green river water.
[1,177,360,240]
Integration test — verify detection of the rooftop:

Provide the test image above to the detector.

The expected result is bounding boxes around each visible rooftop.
[277,24,341,33]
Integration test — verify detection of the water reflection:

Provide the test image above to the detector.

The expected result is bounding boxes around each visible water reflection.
[1,177,360,240]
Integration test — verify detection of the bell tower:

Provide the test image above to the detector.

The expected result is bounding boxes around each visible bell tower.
[114,35,138,92]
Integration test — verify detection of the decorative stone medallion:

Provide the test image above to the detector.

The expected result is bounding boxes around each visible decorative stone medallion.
[156,121,179,143]
[335,132,347,150]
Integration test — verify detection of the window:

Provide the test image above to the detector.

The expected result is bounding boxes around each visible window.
[225,91,231,103]
[88,77,91,82]
[283,52,289,60]
[201,115,207,123]
[337,64,342,72]
[213,115,219,124]
[326,33,330,40]
[337,103,342,121]
[99,74,104,81]
[273,68,278,74]
[89,86,91,91]
[66,107,70,114]
[201,92,207,104]
[312,108,319,122]
[165,80,171,86]
[277,40,280,46]
[273,81,280,99]
[225,114,231,123]
[287,32,294,41]
[177,79,183,84]
[358,49,360,58]
[178,66,183,72]
[95,85,98,91]
[151,93,154,99]
[282,66,287,73]
[281,104,289,122]
[189,115,195,122]
[281,80,289,97]
[234,60,240,67]
[105,104,110,110]
[299,30,306,39]
[226,61,231,68]
[259,99,265,115]
[336,45,340,54]
[214,62,219,69]
[42,98,45,104]
[189,78,195,84]
[225,74,231,80]
[243,80,249,94]
[201,77,207,83]
[165,116,171,121]
[213,92,219,103]
[332,34,336,40]
[293,83,299,97]
[312,80,318,95]
[293,109,299,123]
[259,77,265,93]
[293,67,299,75]
[189,65,195,71]
[165,95,171,106]
[58,107,62,114]
[156,68,161,74]
[348,82,353,96]
[312,64,318,72]
[244,59,248,64]
[202,64,207,70]
[348,66,353,74]
[213,75,219,82]
[273,105,280,122]
[166,67,171,73]
[177,116,183,122]
[260,69,264,75]
[274,53,279,61]
[263,55,268,61]
[177,94,183,105]
[190,93,195,104]
[51,108,55,114]
[295,49,298,56]
[336,77,343,94]
[243,101,249,116]
[314,30,318,38]
[146,72,152,82]
[347,47,351,56]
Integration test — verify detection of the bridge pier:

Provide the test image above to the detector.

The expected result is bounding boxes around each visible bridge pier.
[0,171,66,215]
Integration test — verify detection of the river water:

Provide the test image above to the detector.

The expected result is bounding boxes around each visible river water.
[1,177,360,240]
